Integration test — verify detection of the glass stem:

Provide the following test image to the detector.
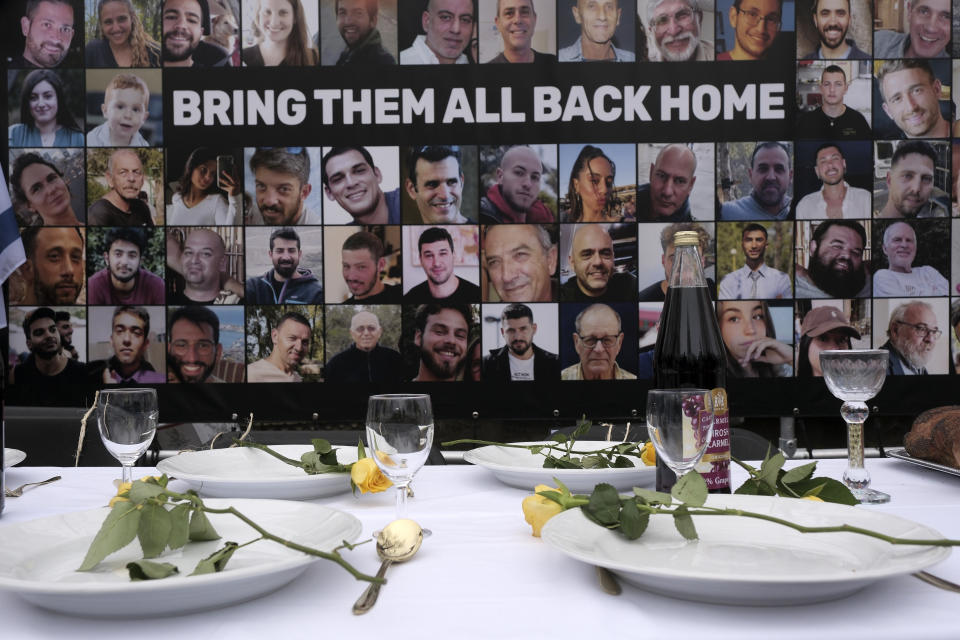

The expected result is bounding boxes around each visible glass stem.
[121,463,134,485]
[395,481,409,519]
[841,401,871,491]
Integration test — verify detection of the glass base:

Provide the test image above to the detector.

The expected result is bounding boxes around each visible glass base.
[852,487,890,504]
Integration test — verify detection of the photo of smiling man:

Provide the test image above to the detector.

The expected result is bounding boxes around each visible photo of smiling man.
[400,0,475,64]
[246,308,320,382]
[479,0,557,63]
[559,0,635,61]
[321,146,401,224]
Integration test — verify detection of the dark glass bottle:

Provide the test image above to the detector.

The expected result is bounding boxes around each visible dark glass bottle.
[653,230,731,493]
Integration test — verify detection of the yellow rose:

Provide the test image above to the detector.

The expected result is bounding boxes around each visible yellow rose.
[351,458,393,494]
[522,484,564,537]
[640,441,656,466]
[802,495,824,502]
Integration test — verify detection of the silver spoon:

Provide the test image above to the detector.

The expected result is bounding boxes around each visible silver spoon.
[352,519,424,615]
[4,475,61,498]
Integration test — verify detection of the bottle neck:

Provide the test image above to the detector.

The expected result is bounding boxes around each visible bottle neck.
[668,244,708,288]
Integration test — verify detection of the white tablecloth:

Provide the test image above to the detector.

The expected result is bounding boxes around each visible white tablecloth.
[1,459,958,639]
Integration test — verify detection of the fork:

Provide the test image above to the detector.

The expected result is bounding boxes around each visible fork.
[913,571,960,594]
[4,475,61,498]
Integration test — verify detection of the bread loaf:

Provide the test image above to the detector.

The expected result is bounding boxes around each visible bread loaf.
[904,406,960,469]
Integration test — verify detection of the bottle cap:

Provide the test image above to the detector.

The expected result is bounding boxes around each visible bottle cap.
[673,231,700,246]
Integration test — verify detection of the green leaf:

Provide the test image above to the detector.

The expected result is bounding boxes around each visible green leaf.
[537,490,563,504]
[357,439,366,459]
[672,471,708,507]
[168,503,191,550]
[137,503,173,559]
[612,456,635,468]
[311,438,333,454]
[128,481,166,504]
[584,483,621,526]
[127,560,179,581]
[188,508,221,542]
[571,416,591,439]
[733,478,762,495]
[789,477,859,506]
[633,488,672,505]
[619,500,649,540]
[550,433,568,444]
[781,462,817,485]
[758,453,786,487]
[580,455,606,469]
[553,477,571,496]
[78,502,142,571]
[672,506,698,540]
[190,542,239,576]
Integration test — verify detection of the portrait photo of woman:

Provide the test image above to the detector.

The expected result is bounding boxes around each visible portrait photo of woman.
[717,299,793,377]
[166,147,241,226]
[8,69,84,148]
[242,0,319,66]
[560,144,635,222]
[85,0,162,67]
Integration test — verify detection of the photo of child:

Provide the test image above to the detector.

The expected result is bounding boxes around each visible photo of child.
[86,73,152,147]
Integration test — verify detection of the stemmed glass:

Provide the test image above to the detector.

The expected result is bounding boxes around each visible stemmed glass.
[96,389,159,484]
[819,349,890,504]
[646,389,715,482]
[365,394,434,519]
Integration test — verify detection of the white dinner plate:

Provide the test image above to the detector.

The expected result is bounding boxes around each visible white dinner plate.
[0,499,361,617]
[3,448,26,469]
[541,493,950,606]
[462,441,655,492]
[157,445,358,499]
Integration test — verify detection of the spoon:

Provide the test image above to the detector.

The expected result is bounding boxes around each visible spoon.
[352,519,423,615]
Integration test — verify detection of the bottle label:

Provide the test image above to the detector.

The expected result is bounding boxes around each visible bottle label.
[700,388,730,492]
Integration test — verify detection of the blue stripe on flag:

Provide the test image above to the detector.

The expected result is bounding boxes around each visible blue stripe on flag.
[0,184,27,329]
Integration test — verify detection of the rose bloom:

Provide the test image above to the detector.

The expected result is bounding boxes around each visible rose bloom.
[640,441,656,466]
[522,484,564,537]
[351,457,393,494]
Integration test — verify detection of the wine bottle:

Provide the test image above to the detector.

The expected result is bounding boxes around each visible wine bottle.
[653,230,731,493]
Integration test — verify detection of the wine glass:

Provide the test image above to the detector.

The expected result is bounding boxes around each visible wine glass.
[646,389,714,481]
[819,349,890,504]
[365,394,434,519]
[96,389,159,484]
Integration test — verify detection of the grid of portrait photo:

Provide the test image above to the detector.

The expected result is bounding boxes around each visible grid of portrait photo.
[3,0,960,399]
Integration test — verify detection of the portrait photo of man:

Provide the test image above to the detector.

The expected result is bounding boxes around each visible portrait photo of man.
[871,219,949,297]
[407,302,475,381]
[796,63,872,139]
[246,310,317,382]
[245,147,323,225]
[642,0,714,61]
[87,305,166,384]
[165,227,243,304]
[717,222,792,299]
[403,225,480,303]
[87,227,164,305]
[795,219,872,298]
[244,226,324,304]
[875,140,950,219]
[162,0,233,67]
[54,309,79,360]
[637,221,715,301]
[716,0,790,61]
[874,0,950,59]
[399,0,475,64]
[637,143,713,221]
[874,59,952,140]
[12,226,85,305]
[478,0,557,63]
[402,145,477,224]
[481,302,560,382]
[478,145,557,224]
[167,304,245,383]
[794,141,871,219]
[324,305,404,382]
[10,306,86,386]
[12,0,79,68]
[875,298,949,375]
[797,0,870,59]
[560,302,637,380]
[324,226,401,303]
[87,148,161,226]
[321,146,401,225]
[558,0,635,61]
[559,223,638,302]
[718,141,793,221]
[318,0,397,65]
[481,223,558,302]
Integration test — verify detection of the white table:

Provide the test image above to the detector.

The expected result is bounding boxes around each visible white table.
[1,459,958,640]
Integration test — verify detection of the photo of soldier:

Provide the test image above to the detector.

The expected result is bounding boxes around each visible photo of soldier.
[873,0,950,59]
[9,226,85,305]
[559,223,638,302]
[481,223,558,302]
[8,148,84,226]
[559,302,638,380]
[399,0,475,64]
[324,225,401,303]
[637,143,714,221]
[244,226,324,304]
[640,0,715,62]
[477,0,557,63]
[401,144,478,224]
[167,304,245,382]
[637,221,715,301]
[873,297,950,375]
[317,0,397,65]
[794,219,872,298]
[870,219,949,297]
[559,144,636,223]
[873,59,952,140]
[321,146,401,225]
[795,62,872,139]
[243,146,323,225]
[873,139,950,218]
[7,68,84,147]
[165,226,244,304]
[717,141,793,221]
[478,145,557,224]
[715,0,795,61]
[796,0,870,59]
[86,226,165,305]
[716,221,793,299]
[793,140,872,219]
[87,305,166,383]
[324,305,404,382]
[402,225,480,303]
[481,302,560,382]
[8,305,86,387]
[86,147,164,226]
[246,306,323,382]
[557,0,636,61]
